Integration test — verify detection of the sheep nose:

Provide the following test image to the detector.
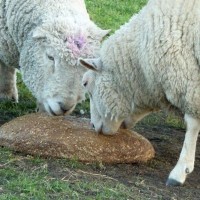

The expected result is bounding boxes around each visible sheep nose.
[90,122,95,129]
[120,121,127,129]
[58,102,75,114]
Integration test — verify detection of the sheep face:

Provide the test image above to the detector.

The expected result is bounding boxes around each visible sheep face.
[80,58,129,135]
[20,20,109,116]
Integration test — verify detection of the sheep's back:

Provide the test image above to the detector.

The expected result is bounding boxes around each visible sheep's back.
[139,0,200,115]
[100,0,200,116]
[4,0,90,50]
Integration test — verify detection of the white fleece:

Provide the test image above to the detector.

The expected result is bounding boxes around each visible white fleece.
[0,0,108,115]
[81,0,200,186]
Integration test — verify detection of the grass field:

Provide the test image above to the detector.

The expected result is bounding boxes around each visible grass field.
[0,0,188,199]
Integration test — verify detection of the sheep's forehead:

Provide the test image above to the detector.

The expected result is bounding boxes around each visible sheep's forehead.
[47,31,100,64]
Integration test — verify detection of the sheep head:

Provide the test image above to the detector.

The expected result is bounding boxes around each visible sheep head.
[20,19,109,116]
[80,58,131,135]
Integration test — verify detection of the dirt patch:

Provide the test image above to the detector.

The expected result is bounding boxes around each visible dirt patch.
[0,117,200,199]
[104,124,200,199]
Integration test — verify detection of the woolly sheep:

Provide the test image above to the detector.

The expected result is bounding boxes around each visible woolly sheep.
[0,0,109,115]
[79,0,200,186]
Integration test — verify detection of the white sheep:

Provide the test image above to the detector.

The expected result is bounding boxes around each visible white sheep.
[80,0,200,186]
[0,0,109,115]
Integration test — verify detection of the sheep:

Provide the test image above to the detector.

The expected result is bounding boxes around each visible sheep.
[79,0,200,186]
[0,0,109,115]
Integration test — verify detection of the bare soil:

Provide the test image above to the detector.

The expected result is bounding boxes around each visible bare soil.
[110,124,200,199]
[1,116,200,199]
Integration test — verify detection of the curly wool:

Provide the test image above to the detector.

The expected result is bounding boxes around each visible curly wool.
[1,0,101,65]
[81,0,200,186]
[98,0,200,119]
[0,0,106,114]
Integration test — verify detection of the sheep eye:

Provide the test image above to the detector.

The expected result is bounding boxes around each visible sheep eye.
[83,81,88,87]
[47,55,54,61]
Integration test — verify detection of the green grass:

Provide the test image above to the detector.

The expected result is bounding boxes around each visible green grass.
[0,148,135,200]
[0,0,186,199]
[86,0,147,31]
[0,73,36,121]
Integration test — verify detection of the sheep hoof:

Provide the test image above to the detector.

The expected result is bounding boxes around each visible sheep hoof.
[166,178,183,186]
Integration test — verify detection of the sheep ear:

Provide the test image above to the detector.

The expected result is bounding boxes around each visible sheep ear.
[32,27,47,39]
[79,58,102,71]
[99,29,111,39]
[89,27,111,41]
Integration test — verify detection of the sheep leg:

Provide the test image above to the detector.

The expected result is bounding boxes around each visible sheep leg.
[166,114,200,186]
[0,61,18,102]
